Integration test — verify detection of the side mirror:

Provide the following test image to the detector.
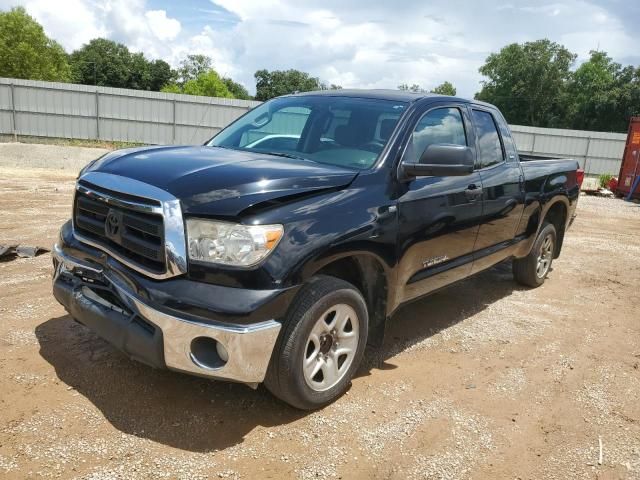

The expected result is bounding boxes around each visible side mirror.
[402,144,474,177]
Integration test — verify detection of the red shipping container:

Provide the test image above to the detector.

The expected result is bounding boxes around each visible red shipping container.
[616,117,640,199]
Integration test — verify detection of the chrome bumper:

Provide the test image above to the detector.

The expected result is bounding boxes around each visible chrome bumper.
[52,244,281,385]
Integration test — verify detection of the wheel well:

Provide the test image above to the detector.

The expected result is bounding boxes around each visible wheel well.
[544,202,567,258]
[314,255,388,347]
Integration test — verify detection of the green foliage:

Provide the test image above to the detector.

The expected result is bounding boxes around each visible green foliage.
[398,82,456,95]
[183,70,233,97]
[430,81,457,96]
[564,51,637,132]
[599,173,614,189]
[254,69,324,101]
[70,39,133,87]
[128,52,151,90]
[476,39,576,127]
[163,55,249,99]
[398,83,425,93]
[0,7,71,81]
[162,70,234,98]
[148,59,174,91]
[69,38,174,91]
[177,54,212,85]
[160,83,181,94]
[476,39,640,132]
[222,77,252,100]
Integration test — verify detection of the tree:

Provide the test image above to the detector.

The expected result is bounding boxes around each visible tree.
[162,70,233,98]
[398,83,425,93]
[148,59,174,91]
[70,39,175,91]
[177,54,212,85]
[160,83,181,94]
[222,77,252,100]
[618,66,640,128]
[70,38,134,88]
[254,69,323,101]
[475,39,576,127]
[431,81,456,96]
[128,52,151,90]
[0,7,71,81]
[564,51,636,132]
[319,83,343,90]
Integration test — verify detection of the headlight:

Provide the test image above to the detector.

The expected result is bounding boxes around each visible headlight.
[186,219,283,267]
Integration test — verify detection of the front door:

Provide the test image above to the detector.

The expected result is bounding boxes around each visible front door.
[396,104,484,304]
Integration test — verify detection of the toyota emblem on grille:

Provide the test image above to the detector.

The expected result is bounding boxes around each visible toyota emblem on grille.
[105,210,120,237]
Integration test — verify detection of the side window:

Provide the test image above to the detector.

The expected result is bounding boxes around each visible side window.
[471,109,504,168]
[405,107,466,163]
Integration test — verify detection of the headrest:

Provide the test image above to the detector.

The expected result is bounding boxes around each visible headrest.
[334,125,356,147]
[379,119,396,141]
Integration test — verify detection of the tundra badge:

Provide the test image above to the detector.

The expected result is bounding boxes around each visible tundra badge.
[423,255,449,268]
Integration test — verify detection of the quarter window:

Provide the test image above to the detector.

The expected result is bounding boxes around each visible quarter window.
[405,107,466,163]
[472,110,504,168]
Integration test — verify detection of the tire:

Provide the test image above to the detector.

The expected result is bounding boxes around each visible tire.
[265,275,369,410]
[513,222,557,288]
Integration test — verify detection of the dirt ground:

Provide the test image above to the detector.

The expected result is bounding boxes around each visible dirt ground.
[1,165,639,480]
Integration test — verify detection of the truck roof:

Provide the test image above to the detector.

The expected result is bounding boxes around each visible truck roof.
[288,88,473,104]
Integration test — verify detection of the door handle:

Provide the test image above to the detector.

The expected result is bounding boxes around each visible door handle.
[465,184,483,201]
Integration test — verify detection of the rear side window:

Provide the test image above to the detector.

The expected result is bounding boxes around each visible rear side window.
[405,107,467,163]
[472,109,504,168]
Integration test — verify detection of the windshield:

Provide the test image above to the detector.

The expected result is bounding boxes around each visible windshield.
[207,96,408,170]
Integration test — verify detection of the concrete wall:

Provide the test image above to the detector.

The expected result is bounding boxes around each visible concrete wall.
[0,78,627,175]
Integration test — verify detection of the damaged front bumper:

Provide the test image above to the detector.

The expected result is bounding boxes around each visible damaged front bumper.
[52,243,283,386]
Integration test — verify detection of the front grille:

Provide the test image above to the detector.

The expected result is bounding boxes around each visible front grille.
[74,188,166,272]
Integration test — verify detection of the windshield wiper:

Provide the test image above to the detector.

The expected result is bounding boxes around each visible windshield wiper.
[260,151,314,162]
[211,146,317,164]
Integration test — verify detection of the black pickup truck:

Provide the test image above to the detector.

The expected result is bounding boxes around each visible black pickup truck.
[53,90,581,409]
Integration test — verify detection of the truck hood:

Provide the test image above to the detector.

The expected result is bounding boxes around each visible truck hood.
[83,145,358,217]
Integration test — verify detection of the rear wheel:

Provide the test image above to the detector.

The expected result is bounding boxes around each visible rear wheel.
[265,275,368,410]
[513,222,557,287]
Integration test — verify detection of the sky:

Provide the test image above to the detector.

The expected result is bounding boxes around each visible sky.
[1,0,639,96]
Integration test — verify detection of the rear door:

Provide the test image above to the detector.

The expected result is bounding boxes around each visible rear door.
[396,103,484,303]
[469,107,525,272]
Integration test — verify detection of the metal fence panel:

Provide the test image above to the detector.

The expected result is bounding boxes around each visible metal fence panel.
[176,125,220,145]
[0,111,12,134]
[0,77,627,175]
[510,124,626,175]
[99,94,173,124]
[0,84,12,109]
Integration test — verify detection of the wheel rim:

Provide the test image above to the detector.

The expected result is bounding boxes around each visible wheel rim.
[302,303,360,392]
[536,234,554,278]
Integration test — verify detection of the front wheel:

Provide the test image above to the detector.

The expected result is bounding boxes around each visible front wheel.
[513,222,557,287]
[265,275,368,410]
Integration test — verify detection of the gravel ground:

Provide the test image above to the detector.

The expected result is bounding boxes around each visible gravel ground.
[0,158,639,480]
[0,143,109,171]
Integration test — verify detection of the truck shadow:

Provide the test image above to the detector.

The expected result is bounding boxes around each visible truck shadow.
[373,261,526,368]
[35,262,526,453]
[35,316,307,452]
